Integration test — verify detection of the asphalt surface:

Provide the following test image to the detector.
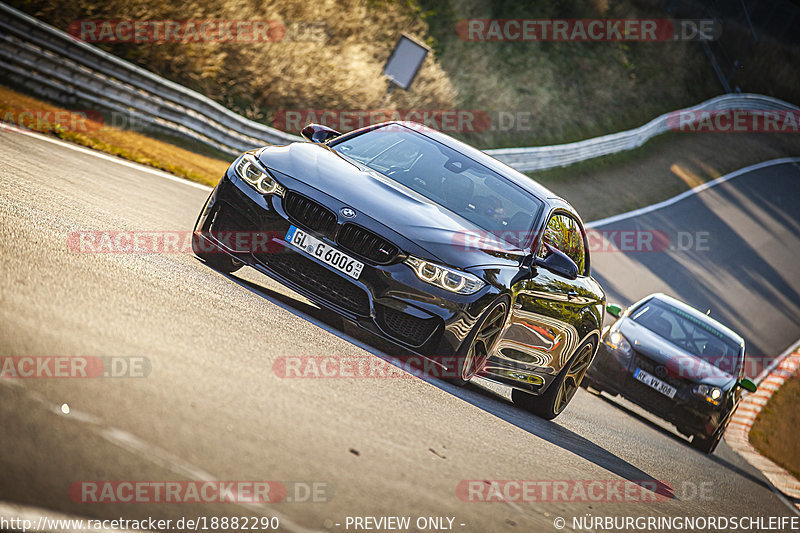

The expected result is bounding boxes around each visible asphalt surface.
[589,160,800,361]
[1,129,798,532]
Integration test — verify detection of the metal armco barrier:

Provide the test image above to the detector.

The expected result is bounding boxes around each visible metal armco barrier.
[485,94,800,171]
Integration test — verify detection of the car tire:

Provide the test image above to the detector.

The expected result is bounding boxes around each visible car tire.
[512,338,596,420]
[192,232,243,273]
[446,298,509,387]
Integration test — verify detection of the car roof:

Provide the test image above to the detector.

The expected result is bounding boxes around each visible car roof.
[336,121,567,211]
[638,293,745,346]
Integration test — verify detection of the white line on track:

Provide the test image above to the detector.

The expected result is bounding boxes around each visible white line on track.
[0,122,212,192]
[586,157,800,228]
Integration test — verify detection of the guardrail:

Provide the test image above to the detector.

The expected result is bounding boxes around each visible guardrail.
[0,1,300,156]
[485,94,800,171]
[0,1,798,169]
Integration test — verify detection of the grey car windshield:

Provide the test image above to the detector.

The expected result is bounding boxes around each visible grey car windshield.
[330,126,543,247]
[631,299,742,373]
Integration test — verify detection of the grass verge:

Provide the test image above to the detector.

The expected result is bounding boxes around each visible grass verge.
[0,84,229,187]
[749,375,800,479]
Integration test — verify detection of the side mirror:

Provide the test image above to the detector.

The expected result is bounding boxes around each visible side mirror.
[606,303,623,318]
[301,123,341,143]
[738,377,757,393]
[533,244,578,280]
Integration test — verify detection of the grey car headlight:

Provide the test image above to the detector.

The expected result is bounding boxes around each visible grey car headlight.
[693,384,723,405]
[234,154,284,196]
[404,256,485,295]
[605,330,632,355]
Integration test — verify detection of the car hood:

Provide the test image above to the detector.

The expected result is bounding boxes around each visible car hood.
[260,142,526,268]
[618,319,736,388]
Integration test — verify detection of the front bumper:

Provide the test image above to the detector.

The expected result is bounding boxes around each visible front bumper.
[193,168,502,362]
[587,344,730,437]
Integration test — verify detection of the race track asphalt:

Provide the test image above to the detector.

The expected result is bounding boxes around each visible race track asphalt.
[1,129,798,532]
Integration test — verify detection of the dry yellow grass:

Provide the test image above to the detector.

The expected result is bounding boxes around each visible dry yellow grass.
[420,0,724,147]
[750,375,800,479]
[0,85,229,186]
[10,0,457,122]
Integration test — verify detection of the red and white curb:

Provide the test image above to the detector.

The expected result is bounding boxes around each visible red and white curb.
[725,342,800,512]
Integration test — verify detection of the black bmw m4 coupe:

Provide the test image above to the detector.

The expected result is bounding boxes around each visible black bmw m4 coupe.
[193,121,606,419]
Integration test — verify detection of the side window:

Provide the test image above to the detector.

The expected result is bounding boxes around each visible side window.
[538,213,586,275]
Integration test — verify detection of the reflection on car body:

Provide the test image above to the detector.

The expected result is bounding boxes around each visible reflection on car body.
[193,121,606,419]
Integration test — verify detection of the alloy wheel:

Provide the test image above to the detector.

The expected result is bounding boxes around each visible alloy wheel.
[461,303,507,381]
[553,342,594,415]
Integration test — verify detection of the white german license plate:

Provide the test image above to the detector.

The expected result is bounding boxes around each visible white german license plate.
[634,368,677,398]
[285,225,364,280]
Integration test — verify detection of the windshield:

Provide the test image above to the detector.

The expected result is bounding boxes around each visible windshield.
[630,298,741,373]
[330,125,543,247]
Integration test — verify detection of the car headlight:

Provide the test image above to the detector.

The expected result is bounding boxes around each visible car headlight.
[404,256,485,295]
[606,330,632,355]
[693,384,723,405]
[234,154,284,196]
